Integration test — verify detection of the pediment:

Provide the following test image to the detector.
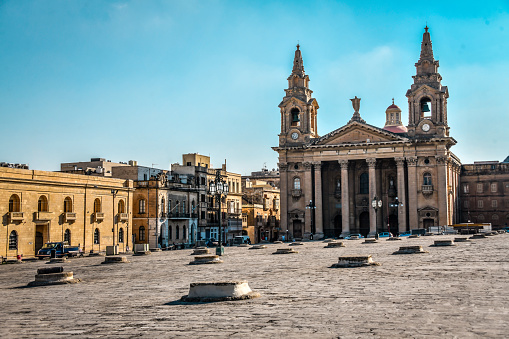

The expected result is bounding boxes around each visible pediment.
[279,96,307,108]
[311,121,408,146]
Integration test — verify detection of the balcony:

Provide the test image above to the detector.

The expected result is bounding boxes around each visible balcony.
[119,213,128,222]
[291,189,302,198]
[422,185,434,195]
[168,212,198,219]
[9,212,24,222]
[64,212,77,222]
[227,208,242,216]
[36,211,54,221]
[94,212,105,222]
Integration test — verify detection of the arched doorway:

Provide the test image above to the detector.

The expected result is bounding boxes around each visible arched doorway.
[333,214,342,238]
[293,220,302,239]
[423,218,434,231]
[359,212,370,237]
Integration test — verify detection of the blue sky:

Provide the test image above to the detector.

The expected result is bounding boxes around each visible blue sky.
[1,0,508,175]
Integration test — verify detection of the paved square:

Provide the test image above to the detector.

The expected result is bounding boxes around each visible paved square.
[1,234,508,338]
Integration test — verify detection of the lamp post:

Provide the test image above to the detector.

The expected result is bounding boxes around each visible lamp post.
[209,169,229,256]
[111,189,119,248]
[371,196,382,236]
[305,199,316,239]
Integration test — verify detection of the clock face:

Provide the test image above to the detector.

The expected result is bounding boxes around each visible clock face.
[422,123,430,132]
[291,132,299,140]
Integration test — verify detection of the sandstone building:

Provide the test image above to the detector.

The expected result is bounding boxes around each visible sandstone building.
[274,27,461,239]
[0,167,133,258]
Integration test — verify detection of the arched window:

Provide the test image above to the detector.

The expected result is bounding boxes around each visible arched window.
[38,195,48,212]
[176,225,180,239]
[94,228,100,244]
[183,225,187,240]
[161,197,165,214]
[291,108,300,127]
[64,229,71,244]
[94,198,101,213]
[168,225,172,240]
[9,194,20,212]
[182,200,186,214]
[118,200,125,213]
[192,200,195,212]
[492,214,499,222]
[423,173,432,186]
[360,173,369,194]
[64,197,73,212]
[420,97,432,118]
[139,199,146,214]
[118,228,124,243]
[9,231,17,250]
[293,177,301,190]
[168,200,172,214]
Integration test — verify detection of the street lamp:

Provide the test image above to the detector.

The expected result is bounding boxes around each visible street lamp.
[371,196,382,235]
[305,200,316,239]
[209,169,229,256]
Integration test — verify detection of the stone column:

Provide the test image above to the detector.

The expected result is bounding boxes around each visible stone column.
[303,161,313,239]
[395,157,407,233]
[278,163,288,239]
[312,162,323,238]
[339,160,350,237]
[436,155,449,227]
[367,158,377,236]
[406,156,418,230]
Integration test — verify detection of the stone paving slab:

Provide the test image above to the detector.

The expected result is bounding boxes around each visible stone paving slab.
[0,234,508,338]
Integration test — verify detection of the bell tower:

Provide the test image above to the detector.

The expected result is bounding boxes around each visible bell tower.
[406,26,449,138]
[278,44,319,146]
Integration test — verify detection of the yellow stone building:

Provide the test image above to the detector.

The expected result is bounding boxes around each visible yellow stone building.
[0,167,133,259]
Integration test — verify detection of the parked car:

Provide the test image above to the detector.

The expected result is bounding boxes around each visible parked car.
[233,235,251,245]
[36,242,82,259]
[398,231,411,237]
[378,232,393,238]
[344,233,364,240]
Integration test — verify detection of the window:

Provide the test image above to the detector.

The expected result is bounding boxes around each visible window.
[94,198,101,213]
[182,201,186,214]
[187,162,192,166]
[291,108,300,126]
[64,197,73,212]
[463,184,469,194]
[161,198,165,214]
[477,200,484,209]
[201,211,205,219]
[139,226,146,241]
[464,200,469,208]
[139,199,146,214]
[168,225,172,240]
[38,195,48,212]
[168,200,172,214]
[491,183,497,193]
[94,228,100,244]
[64,229,71,244]
[9,231,17,250]
[477,183,483,193]
[201,177,206,185]
[176,226,180,239]
[478,214,485,221]
[118,228,124,243]
[423,173,432,186]
[8,194,20,212]
[360,173,369,194]
[492,214,499,221]
[118,200,125,213]
[420,97,432,118]
[176,201,180,213]
[492,200,497,208]
[293,177,301,190]
[183,226,187,239]
[201,194,205,202]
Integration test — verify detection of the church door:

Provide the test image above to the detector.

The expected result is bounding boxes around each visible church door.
[359,212,370,237]
[293,220,302,239]
[333,214,342,238]
[35,232,44,254]
[389,214,398,234]
[423,218,434,231]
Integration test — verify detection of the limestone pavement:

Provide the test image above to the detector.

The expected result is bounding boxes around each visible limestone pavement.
[0,234,508,338]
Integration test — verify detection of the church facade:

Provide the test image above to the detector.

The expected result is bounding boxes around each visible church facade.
[274,27,461,239]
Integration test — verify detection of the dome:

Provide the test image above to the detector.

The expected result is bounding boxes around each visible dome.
[386,104,401,111]
[383,125,408,134]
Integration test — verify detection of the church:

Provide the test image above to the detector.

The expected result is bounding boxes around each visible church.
[274,27,461,239]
